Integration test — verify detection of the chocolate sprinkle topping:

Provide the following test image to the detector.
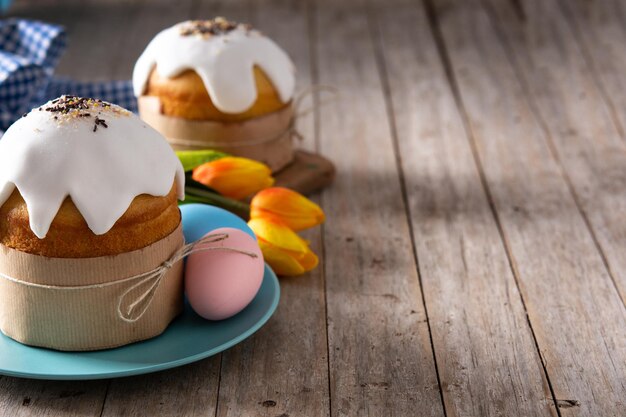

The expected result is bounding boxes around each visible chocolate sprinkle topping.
[44,95,110,114]
[93,116,108,132]
[179,17,251,38]
[41,95,125,133]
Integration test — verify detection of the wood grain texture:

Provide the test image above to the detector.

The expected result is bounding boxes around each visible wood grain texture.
[0,378,107,417]
[550,0,626,301]
[101,362,220,417]
[373,2,555,416]
[315,4,445,416]
[214,1,331,416]
[488,0,626,300]
[431,0,626,415]
[557,0,626,139]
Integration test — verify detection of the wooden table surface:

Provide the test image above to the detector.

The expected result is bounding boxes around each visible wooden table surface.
[3,0,626,416]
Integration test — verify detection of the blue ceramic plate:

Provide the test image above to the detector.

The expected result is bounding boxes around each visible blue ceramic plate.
[0,204,280,380]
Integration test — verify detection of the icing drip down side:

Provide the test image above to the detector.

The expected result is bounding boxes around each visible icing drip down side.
[132,19,296,114]
[0,96,185,239]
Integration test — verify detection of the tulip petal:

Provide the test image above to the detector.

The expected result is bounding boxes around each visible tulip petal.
[248,218,308,253]
[258,239,306,276]
[295,246,319,271]
[250,187,325,231]
[192,157,274,200]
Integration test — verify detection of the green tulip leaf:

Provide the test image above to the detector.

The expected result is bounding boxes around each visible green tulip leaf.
[176,149,229,172]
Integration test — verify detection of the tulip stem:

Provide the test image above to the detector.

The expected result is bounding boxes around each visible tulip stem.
[184,186,251,219]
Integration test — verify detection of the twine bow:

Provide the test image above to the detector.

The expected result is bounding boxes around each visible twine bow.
[117,232,258,322]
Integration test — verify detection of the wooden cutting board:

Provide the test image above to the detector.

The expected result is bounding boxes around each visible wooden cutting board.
[273,150,335,195]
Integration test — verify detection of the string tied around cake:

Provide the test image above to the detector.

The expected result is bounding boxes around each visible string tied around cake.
[117,232,257,323]
[163,84,339,149]
[0,232,258,324]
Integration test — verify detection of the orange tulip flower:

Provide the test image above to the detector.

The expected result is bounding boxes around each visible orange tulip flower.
[248,217,319,276]
[192,157,275,200]
[250,187,325,231]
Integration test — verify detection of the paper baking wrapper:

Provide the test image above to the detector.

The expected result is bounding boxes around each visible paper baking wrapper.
[0,223,184,351]
[138,96,295,173]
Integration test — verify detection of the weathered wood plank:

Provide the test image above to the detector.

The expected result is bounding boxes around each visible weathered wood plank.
[551,0,626,301]
[558,0,626,139]
[0,378,107,417]
[503,0,626,292]
[489,0,626,301]
[373,2,556,416]
[214,1,331,416]
[101,362,220,416]
[431,0,626,415]
[315,4,445,416]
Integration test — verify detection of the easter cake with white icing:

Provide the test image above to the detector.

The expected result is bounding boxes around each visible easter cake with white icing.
[133,18,297,171]
[0,95,185,258]
[0,96,187,351]
[133,17,295,121]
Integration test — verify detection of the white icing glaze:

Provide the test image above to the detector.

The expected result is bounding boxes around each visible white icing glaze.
[0,98,185,239]
[132,21,295,114]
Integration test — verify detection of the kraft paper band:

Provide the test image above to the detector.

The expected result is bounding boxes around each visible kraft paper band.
[138,96,295,172]
[0,224,185,351]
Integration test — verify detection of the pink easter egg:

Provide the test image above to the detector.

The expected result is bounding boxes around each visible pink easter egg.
[185,227,264,320]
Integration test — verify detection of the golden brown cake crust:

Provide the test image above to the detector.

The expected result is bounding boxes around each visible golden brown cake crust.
[145,66,289,122]
[0,183,180,258]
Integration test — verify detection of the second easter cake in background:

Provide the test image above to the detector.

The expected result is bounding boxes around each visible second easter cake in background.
[133,18,297,171]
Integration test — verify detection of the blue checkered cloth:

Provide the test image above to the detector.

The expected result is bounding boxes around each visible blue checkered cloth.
[0,19,136,132]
